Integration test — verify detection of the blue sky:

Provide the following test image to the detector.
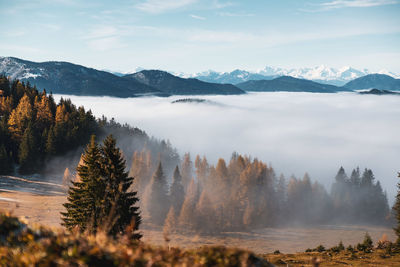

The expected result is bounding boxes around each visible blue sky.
[0,0,399,73]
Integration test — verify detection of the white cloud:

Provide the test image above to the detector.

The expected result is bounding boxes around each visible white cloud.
[303,0,399,12]
[86,36,125,51]
[83,26,126,51]
[54,93,400,203]
[217,11,254,17]
[136,0,198,14]
[190,14,206,20]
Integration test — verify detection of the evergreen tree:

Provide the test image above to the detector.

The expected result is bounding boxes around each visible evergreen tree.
[146,162,169,225]
[18,123,37,174]
[61,135,105,233]
[393,172,400,244]
[180,153,193,191]
[0,144,11,174]
[179,179,198,230]
[163,206,176,235]
[195,190,215,233]
[169,166,185,215]
[45,126,56,156]
[100,135,141,238]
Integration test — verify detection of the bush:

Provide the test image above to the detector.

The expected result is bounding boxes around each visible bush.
[346,245,354,252]
[315,245,326,252]
[357,232,374,253]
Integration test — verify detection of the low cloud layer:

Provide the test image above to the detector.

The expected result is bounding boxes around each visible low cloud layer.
[54,92,400,203]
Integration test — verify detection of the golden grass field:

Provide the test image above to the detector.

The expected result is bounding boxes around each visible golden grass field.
[0,187,396,255]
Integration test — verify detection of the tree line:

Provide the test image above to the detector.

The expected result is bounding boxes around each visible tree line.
[0,75,98,174]
[133,151,390,234]
[0,75,179,177]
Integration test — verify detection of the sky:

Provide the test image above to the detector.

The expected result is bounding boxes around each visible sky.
[0,0,400,73]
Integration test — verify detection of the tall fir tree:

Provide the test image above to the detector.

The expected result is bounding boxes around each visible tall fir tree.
[18,123,37,174]
[61,135,105,233]
[169,166,185,215]
[394,172,400,245]
[146,162,169,225]
[100,135,141,238]
[0,144,11,174]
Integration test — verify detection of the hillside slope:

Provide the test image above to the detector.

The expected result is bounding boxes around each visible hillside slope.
[343,74,400,91]
[0,57,161,97]
[124,70,245,95]
[236,76,347,93]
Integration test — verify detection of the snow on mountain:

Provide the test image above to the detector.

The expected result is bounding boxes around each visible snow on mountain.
[0,56,43,80]
[187,65,399,86]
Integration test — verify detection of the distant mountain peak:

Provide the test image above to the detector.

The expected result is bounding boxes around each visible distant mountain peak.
[187,65,399,86]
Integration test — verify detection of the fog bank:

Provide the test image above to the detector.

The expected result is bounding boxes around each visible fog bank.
[54,92,400,203]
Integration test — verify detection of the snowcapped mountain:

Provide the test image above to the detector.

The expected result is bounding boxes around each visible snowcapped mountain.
[189,65,399,86]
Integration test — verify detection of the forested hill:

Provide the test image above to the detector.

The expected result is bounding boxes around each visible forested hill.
[0,75,179,176]
[0,57,161,97]
[124,70,245,95]
[236,76,349,93]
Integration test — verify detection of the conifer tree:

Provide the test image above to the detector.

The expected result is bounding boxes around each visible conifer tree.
[62,167,72,187]
[170,166,185,215]
[163,206,176,235]
[146,162,169,225]
[195,190,215,233]
[61,135,105,233]
[100,135,141,238]
[8,94,33,140]
[0,144,11,174]
[393,172,400,244]
[180,153,192,191]
[179,179,198,230]
[18,123,37,174]
[45,126,56,156]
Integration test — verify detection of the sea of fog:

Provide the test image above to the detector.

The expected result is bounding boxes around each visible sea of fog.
[54,92,400,203]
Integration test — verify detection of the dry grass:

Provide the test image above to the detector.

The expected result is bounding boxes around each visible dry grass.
[0,189,396,254]
[264,250,400,266]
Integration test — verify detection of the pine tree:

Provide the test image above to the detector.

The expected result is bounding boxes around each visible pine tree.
[0,144,11,174]
[169,166,185,215]
[180,153,192,191]
[195,190,215,233]
[62,167,72,187]
[45,126,56,156]
[8,94,33,141]
[61,135,105,233]
[393,172,400,244]
[100,135,141,238]
[18,123,37,174]
[178,179,198,230]
[163,206,176,235]
[146,162,169,225]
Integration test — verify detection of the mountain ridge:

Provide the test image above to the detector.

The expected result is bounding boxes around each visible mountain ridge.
[123,70,245,95]
[236,76,349,93]
[184,66,399,86]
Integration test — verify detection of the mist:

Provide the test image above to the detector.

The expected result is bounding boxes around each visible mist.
[54,92,400,203]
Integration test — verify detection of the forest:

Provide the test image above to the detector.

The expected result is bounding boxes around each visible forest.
[0,75,179,176]
[126,149,390,234]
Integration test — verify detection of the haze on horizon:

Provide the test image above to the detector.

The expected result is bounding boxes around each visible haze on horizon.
[1,0,400,74]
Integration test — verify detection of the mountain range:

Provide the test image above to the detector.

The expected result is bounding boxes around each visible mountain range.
[186,65,400,86]
[1,56,399,97]
[0,57,244,97]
